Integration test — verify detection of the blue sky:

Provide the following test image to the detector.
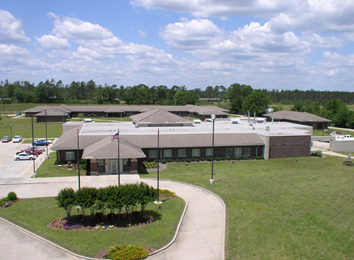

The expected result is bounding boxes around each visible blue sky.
[1,0,354,91]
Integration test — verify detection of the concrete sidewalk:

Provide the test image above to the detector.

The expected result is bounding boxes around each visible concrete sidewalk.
[0,176,226,259]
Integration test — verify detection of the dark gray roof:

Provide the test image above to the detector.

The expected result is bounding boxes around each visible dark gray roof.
[130,109,192,124]
[265,110,331,122]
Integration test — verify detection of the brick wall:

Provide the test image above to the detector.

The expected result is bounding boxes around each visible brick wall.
[269,135,311,159]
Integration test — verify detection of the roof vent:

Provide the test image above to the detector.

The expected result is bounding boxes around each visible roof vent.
[265,126,270,131]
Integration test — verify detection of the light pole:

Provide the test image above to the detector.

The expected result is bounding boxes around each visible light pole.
[45,109,48,158]
[210,114,215,184]
[322,109,325,136]
[155,128,162,204]
[9,124,12,139]
[31,116,36,177]
[110,131,120,187]
[77,128,81,190]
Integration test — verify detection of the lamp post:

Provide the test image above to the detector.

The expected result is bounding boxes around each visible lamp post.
[110,130,120,187]
[45,109,48,158]
[322,109,325,136]
[210,114,215,184]
[9,124,12,139]
[155,128,162,204]
[77,128,81,190]
[31,116,36,177]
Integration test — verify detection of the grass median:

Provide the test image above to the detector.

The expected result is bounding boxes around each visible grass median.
[0,196,185,258]
[142,156,354,259]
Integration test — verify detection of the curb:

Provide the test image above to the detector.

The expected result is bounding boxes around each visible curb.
[0,217,99,260]
[142,178,226,260]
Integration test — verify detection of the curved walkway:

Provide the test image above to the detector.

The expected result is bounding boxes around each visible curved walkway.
[0,176,225,260]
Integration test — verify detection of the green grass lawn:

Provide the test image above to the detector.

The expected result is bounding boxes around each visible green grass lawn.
[142,157,354,259]
[0,196,185,257]
[328,127,354,136]
[0,116,63,139]
[312,129,331,136]
[36,156,87,177]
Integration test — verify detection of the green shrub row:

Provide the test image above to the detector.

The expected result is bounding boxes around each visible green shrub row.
[106,244,148,260]
[56,183,157,219]
[144,156,264,166]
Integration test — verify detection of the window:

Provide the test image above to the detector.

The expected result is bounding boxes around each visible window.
[164,149,172,158]
[65,151,75,161]
[178,149,186,157]
[149,149,157,158]
[235,147,242,157]
[226,147,233,157]
[206,148,213,156]
[243,147,251,157]
[192,149,200,157]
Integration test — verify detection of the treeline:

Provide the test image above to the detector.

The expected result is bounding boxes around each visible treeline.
[1,79,354,105]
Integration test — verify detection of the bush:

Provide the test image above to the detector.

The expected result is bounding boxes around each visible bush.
[0,197,9,207]
[244,157,250,160]
[186,159,191,163]
[259,156,264,160]
[250,156,254,160]
[236,157,241,160]
[220,157,225,161]
[175,159,180,163]
[231,156,236,160]
[190,157,196,162]
[107,244,148,260]
[180,159,186,162]
[226,157,232,160]
[311,150,323,157]
[195,158,200,162]
[206,157,212,161]
[159,189,176,197]
[161,159,167,164]
[7,192,18,201]
[167,159,173,163]
[201,158,205,161]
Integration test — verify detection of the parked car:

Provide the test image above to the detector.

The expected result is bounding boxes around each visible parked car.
[32,139,52,146]
[21,148,42,155]
[1,136,11,143]
[14,153,36,160]
[12,135,23,143]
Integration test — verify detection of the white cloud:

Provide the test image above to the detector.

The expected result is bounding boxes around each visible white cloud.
[159,18,225,51]
[0,10,31,43]
[0,44,31,58]
[36,35,71,50]
[138,30,147,38]
[48,12,114,40]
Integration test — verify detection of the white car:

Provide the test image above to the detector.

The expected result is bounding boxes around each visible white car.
[14,153,36,161]
[12,135,23,143]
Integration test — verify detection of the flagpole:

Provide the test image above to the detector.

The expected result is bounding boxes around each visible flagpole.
[154,128,162,204]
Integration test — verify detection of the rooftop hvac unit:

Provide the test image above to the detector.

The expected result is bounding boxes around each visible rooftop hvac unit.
[265,126,270,131]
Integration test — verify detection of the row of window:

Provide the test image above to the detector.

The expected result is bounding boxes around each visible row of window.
[149,147,252,158]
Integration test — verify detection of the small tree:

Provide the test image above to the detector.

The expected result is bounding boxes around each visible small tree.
[56,188,76,219]
[137,182,156,215]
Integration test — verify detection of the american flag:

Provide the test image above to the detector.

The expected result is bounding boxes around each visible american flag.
[111,132,119,139]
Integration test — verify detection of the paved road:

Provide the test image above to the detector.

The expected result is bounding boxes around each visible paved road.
[0,149,226,260]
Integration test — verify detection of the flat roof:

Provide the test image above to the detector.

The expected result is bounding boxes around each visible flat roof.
[64,119,312,137]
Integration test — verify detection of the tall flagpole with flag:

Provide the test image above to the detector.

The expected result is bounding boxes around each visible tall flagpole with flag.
[111,130,120,187]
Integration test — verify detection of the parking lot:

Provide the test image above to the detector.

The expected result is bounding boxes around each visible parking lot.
[0,141,49,178]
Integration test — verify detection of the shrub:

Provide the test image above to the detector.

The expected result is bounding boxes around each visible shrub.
[0,197,10,207]
[186,158,191,163]
[195,158,200,162]
[250,156,254,160]
[220,157,225,161]
[159,189,176,197]
[190,157,196,162]
[7,192,18,201]
[161,159,167,164]
[226,157,232,160]
[231,156,236,160]
[206,157,212,161]
[312,150,323,157]
[236,157,241,160]
[180,159,186,162]
[107,244,148,260]
[244,157,250,160]
[200,158,205,161]
[167,159,173,163]
[175,159,180,163]
[153,159,158,163]
[259,156,264,160]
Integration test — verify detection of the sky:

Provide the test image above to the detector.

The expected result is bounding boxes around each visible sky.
[0,0,354,91]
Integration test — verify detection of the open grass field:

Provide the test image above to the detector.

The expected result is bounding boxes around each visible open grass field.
[36,156,87,177]
[0,115,63,139]
[143,156,354,259]
[0,196,185,258]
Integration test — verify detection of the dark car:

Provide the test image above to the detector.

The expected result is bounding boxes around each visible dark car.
[1,136,11,143]
[32,139,51,146]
